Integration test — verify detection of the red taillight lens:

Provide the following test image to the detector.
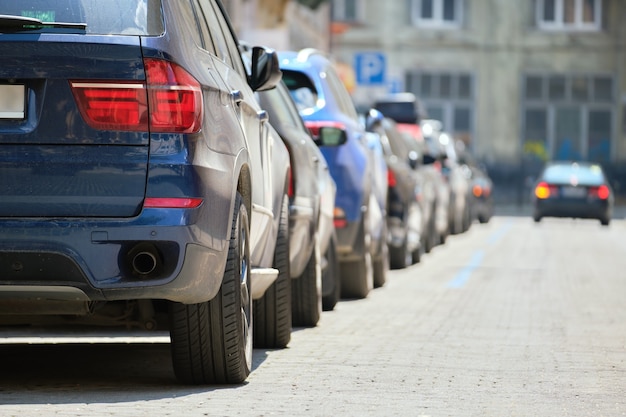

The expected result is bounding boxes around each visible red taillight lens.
[145,59,203,133]
[71,59,202,133]
[589,185,610,200]
[333,207,347,229]
[387,170,397,188]
[143,198,203,209]
[473,184,483,198]
[535,182,556,199]
[71,81,148,131]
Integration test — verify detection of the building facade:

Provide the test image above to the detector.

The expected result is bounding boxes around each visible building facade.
[222,0,331,51]
[329,0,626,195]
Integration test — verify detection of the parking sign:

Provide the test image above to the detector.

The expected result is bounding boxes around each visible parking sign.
[355,52,385,85]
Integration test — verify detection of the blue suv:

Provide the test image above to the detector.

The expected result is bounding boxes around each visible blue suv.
[0,0,292,385]
[279,49,388,298]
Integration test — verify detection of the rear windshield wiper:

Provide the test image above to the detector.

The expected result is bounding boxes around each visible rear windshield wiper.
[0,14,87,32]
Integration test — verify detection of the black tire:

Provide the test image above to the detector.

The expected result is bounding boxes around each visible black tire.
[389,218,411,269]
[292,237,321,327]
[169,192,252,385]
[411,241,423,264]
[424,203,437,254]
[373,237,389,288]
[600,217,610,226]
[340,215,373,299]
[389,231,410,270]
[253,194,292,348]
[321,233,340,311]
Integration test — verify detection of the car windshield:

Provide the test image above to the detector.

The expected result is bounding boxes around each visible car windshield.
[542,163,605,185]
[0,0,163,35]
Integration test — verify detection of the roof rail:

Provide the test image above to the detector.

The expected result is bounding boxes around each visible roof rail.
[297,48,325,62]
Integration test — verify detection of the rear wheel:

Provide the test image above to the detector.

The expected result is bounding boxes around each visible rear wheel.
[411,241,423,264]
[321,233,340,311]
[390,239,409,269]
[341,214,373,299]
[253,194,292,348]
[373,236,389,288]
[600,217,610,226]
[389,227,411,269]
[169,192,252,384]
[424,203,437,253]
[292,237,321,327]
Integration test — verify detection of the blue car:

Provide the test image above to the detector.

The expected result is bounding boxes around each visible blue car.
[279,49,388,298]
[0,0,292,385]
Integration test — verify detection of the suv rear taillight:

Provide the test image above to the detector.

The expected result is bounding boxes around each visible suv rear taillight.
[71,59,202,133]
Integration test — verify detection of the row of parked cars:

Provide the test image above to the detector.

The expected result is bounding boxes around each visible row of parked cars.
[0,0,493,385]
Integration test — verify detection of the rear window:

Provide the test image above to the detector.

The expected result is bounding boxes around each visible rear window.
[542,163,605,185]
[0,0,164,36]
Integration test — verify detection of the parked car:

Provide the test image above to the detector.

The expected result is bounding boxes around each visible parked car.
[366,111,424,269]
[393,121,450,251]
[421,119,472,236]
[532,161,613,225]
[0,0,291,385]
[469,165,495,224]
[373,93,449,251]
[456,148,494,225]
[255,79,339,321]
[280,49,389,298]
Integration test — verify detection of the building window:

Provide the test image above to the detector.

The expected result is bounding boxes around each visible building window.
[406,71,474,144]
[332,0,364,22]
[522,73,614,163]
[536,0,602,31]
[411,0,463,29]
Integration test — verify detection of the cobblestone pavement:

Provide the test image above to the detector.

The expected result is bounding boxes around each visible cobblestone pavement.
[0,216,625,417]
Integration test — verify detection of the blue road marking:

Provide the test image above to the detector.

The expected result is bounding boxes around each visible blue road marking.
[447,220,513,288]
[448,250,484,289]
[487,221,513,246]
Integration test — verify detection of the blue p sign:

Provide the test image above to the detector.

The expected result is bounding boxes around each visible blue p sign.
[355,52,386,85]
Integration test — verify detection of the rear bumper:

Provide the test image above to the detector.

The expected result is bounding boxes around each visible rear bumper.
[534,199,610,220]
[0,206,231,305]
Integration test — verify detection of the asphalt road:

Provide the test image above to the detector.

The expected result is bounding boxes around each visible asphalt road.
[0,214,625,417]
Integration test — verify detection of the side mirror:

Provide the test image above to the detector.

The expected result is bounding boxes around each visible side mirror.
[408,151,420,170]
[249,46,282,92]
[317,126,347,146]
[423,153,437,165]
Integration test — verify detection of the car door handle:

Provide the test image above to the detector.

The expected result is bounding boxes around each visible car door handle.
[231,90,243,104]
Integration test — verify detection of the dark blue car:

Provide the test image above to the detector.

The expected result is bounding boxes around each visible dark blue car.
[0,0,292,384]
[279,49,388,299]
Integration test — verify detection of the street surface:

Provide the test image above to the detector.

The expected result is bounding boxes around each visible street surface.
[0,214,625,417]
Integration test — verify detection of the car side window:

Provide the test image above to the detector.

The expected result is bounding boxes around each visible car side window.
[278,82,309,132]
[195,0,246,77]
[267,83,305,129]
[195,0,234,68]
[207,0,247,77]
[190,0,216,54]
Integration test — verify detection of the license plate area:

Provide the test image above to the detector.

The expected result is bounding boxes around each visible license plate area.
[0,84,25,119]
[561,186,586,198]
